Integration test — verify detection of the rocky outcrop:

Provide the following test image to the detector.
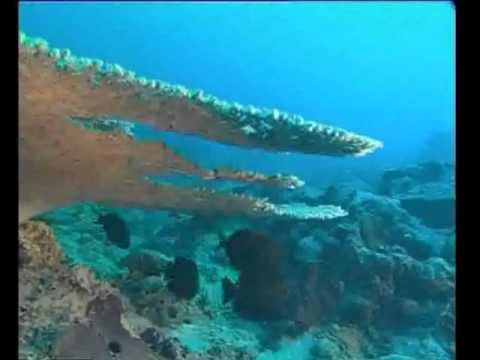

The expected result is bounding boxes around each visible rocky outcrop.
[379,162,454,229]
[19,221,154,360]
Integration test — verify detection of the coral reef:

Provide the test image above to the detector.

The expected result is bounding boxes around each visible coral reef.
[203,167,305,189]
[290,262,344,329]
[34,202,130,279]
[54,294,155,360]
[309,325,390,359]
[19,32,381,223]
[122,248,170,277]
[19,161,455,359]
[201,167,453,355]
[432,297,455,356]
[19,221,155,359]
[18,29,454,360]
[379,161,455,228]
[19,221,64,268]
[119,267,207,332]
[348,190,450,260]
[291,215,455,356]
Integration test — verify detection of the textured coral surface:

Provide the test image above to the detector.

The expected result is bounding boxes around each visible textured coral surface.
[18,160,455,359]
[18,31,453,360]
[19,221,156,360]
[19,32,380,223]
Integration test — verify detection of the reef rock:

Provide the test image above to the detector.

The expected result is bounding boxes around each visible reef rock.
[379,162,454,229]
[19,221,154,359]
[348,191,450,260]
[122,249,170,277]
[309,325,389,359]
[54,294,154,360]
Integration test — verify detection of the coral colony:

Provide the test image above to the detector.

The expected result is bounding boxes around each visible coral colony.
[19,33,454,360]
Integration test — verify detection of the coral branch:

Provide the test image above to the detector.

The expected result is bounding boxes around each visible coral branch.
[19,31,371,221]
[20,32,382,156]
[201,168,305,189]
[92,180,346,220]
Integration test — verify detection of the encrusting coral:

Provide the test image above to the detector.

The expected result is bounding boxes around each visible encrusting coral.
[19,32,381,223]
[19,221,156,360]
[19,220,64,268]
[54,294,156,360]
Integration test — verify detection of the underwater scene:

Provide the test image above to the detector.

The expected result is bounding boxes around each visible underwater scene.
[19,2,455,360]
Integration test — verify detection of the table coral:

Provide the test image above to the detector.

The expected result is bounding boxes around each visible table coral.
[19,32,381,222]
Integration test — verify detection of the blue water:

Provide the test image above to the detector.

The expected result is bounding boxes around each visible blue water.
[19,2,454,186]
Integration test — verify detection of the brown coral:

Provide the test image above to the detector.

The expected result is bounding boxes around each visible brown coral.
[19,33,380,222]
[19,220,64,268]
[54,294,155,360]
[18,221,149,359]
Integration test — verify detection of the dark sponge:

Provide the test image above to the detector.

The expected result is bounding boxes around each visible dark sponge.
[96,212,131,249]
[165,257,199,300]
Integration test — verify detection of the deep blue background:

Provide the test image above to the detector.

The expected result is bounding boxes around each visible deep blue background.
[19,2,454,186]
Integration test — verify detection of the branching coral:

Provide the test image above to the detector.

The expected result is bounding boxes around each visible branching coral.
[202,167,305,189]
[19,32,381,222]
